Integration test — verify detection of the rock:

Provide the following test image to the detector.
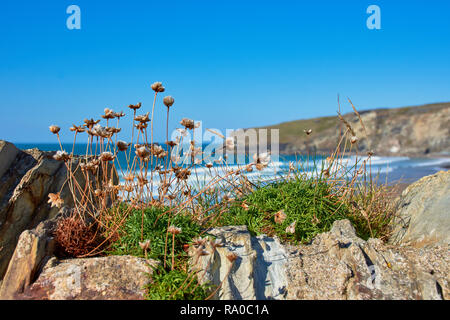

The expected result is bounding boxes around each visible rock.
[0,141,117,279]
[0,141,20,179]
[192,220,448,300]
[189,225,289,300]
[389,170,450,247]
[17,255,158,300]
[0,219,56,300]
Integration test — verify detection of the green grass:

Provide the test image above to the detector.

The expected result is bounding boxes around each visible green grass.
[145,266,210,300]
[215,177,371,243]
[108,206,210,300]
[108,206,202,265]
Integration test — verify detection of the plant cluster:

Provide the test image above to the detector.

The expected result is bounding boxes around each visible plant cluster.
[48,84,397,299]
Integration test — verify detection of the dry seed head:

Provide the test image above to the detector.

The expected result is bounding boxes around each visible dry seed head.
[128,103,142,110]
[151,82,165,93]
[350,136,358,144]
[286,221,296,234]
[163,96,174,108]
[168,225,182,235]
[99,152,115,162]
[117,140,130,151]
[53,150,71,162]
[49,125,61,134]
[180,118,195,130]
[135,122,148,131]
[83,118,100,129]
[70,124,85,133]
[166,140,177,148]
[135,112,150,123]
[48,192,64,208]
[304,129,312,135]
[274,210,287,224]
[205,162,213,168]
[225,137,235,151]
[139,239,151,251]
[102,108,115,120]
[136,146,151,159]
[175,168,191,180]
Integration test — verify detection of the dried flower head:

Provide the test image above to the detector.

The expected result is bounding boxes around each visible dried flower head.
[123,174,135,182]
[49,125,61,134]
[135,122,148,131]
[102,108,115,120]
[83,118,100,129]
[180,118,195,130]
[367,150,374,157]
[163,96,175,108]
[135,112,150,123]
[117,140,130,151]
[168,225,182,235]
[53,150,71,162]
[128,102,142,110]
[70,124,85,133]
[350,136,358,144]
[166,140,177,148]
[139,239,151,251]
[274,210,287,224]
[205,162,213,169]
[175,168,191,180]
[304,129,312,135]
[286,221,296,234]
[225,137,235,151]
[48,192,64,208]
[136,146,151,160]
[151,82,165,93]
[99,152,115,162]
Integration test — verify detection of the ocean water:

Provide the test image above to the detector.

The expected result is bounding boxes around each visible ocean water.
[15,143,450,190]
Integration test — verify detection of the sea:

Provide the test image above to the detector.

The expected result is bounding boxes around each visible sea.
[15,143,450,192]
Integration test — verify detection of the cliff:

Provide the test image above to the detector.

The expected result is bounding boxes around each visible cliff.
[252,102,450,156]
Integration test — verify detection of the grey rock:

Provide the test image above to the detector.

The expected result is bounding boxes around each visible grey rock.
[192,220,449,300]
[389,170,450,247]
[19,255,158,300]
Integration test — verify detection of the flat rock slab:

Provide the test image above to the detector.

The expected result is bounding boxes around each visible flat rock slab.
[19,255,158,300]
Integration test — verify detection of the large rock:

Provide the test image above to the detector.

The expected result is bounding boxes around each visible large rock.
[389,170,450,247]
[0,219,56,299]
[16,255,158,300]
[286,220,448,300]
[191,221,448,300]
[0,141,117,279]
[189,226,289,300]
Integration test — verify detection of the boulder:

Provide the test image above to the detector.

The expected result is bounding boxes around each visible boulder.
[0,219,56,299]
[389,170,450,247]
[191,220,448,300]
[18,255,158,300]
[189,225,289,300]
[286,220,448,300]
[0,141,117,279]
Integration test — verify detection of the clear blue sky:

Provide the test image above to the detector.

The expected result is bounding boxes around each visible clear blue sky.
[1,0,450,143]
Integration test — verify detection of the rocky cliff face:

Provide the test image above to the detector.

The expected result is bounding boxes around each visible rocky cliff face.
[253,102,450,156]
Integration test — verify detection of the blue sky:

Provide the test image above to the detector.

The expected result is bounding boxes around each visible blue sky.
[1,0,449,143]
